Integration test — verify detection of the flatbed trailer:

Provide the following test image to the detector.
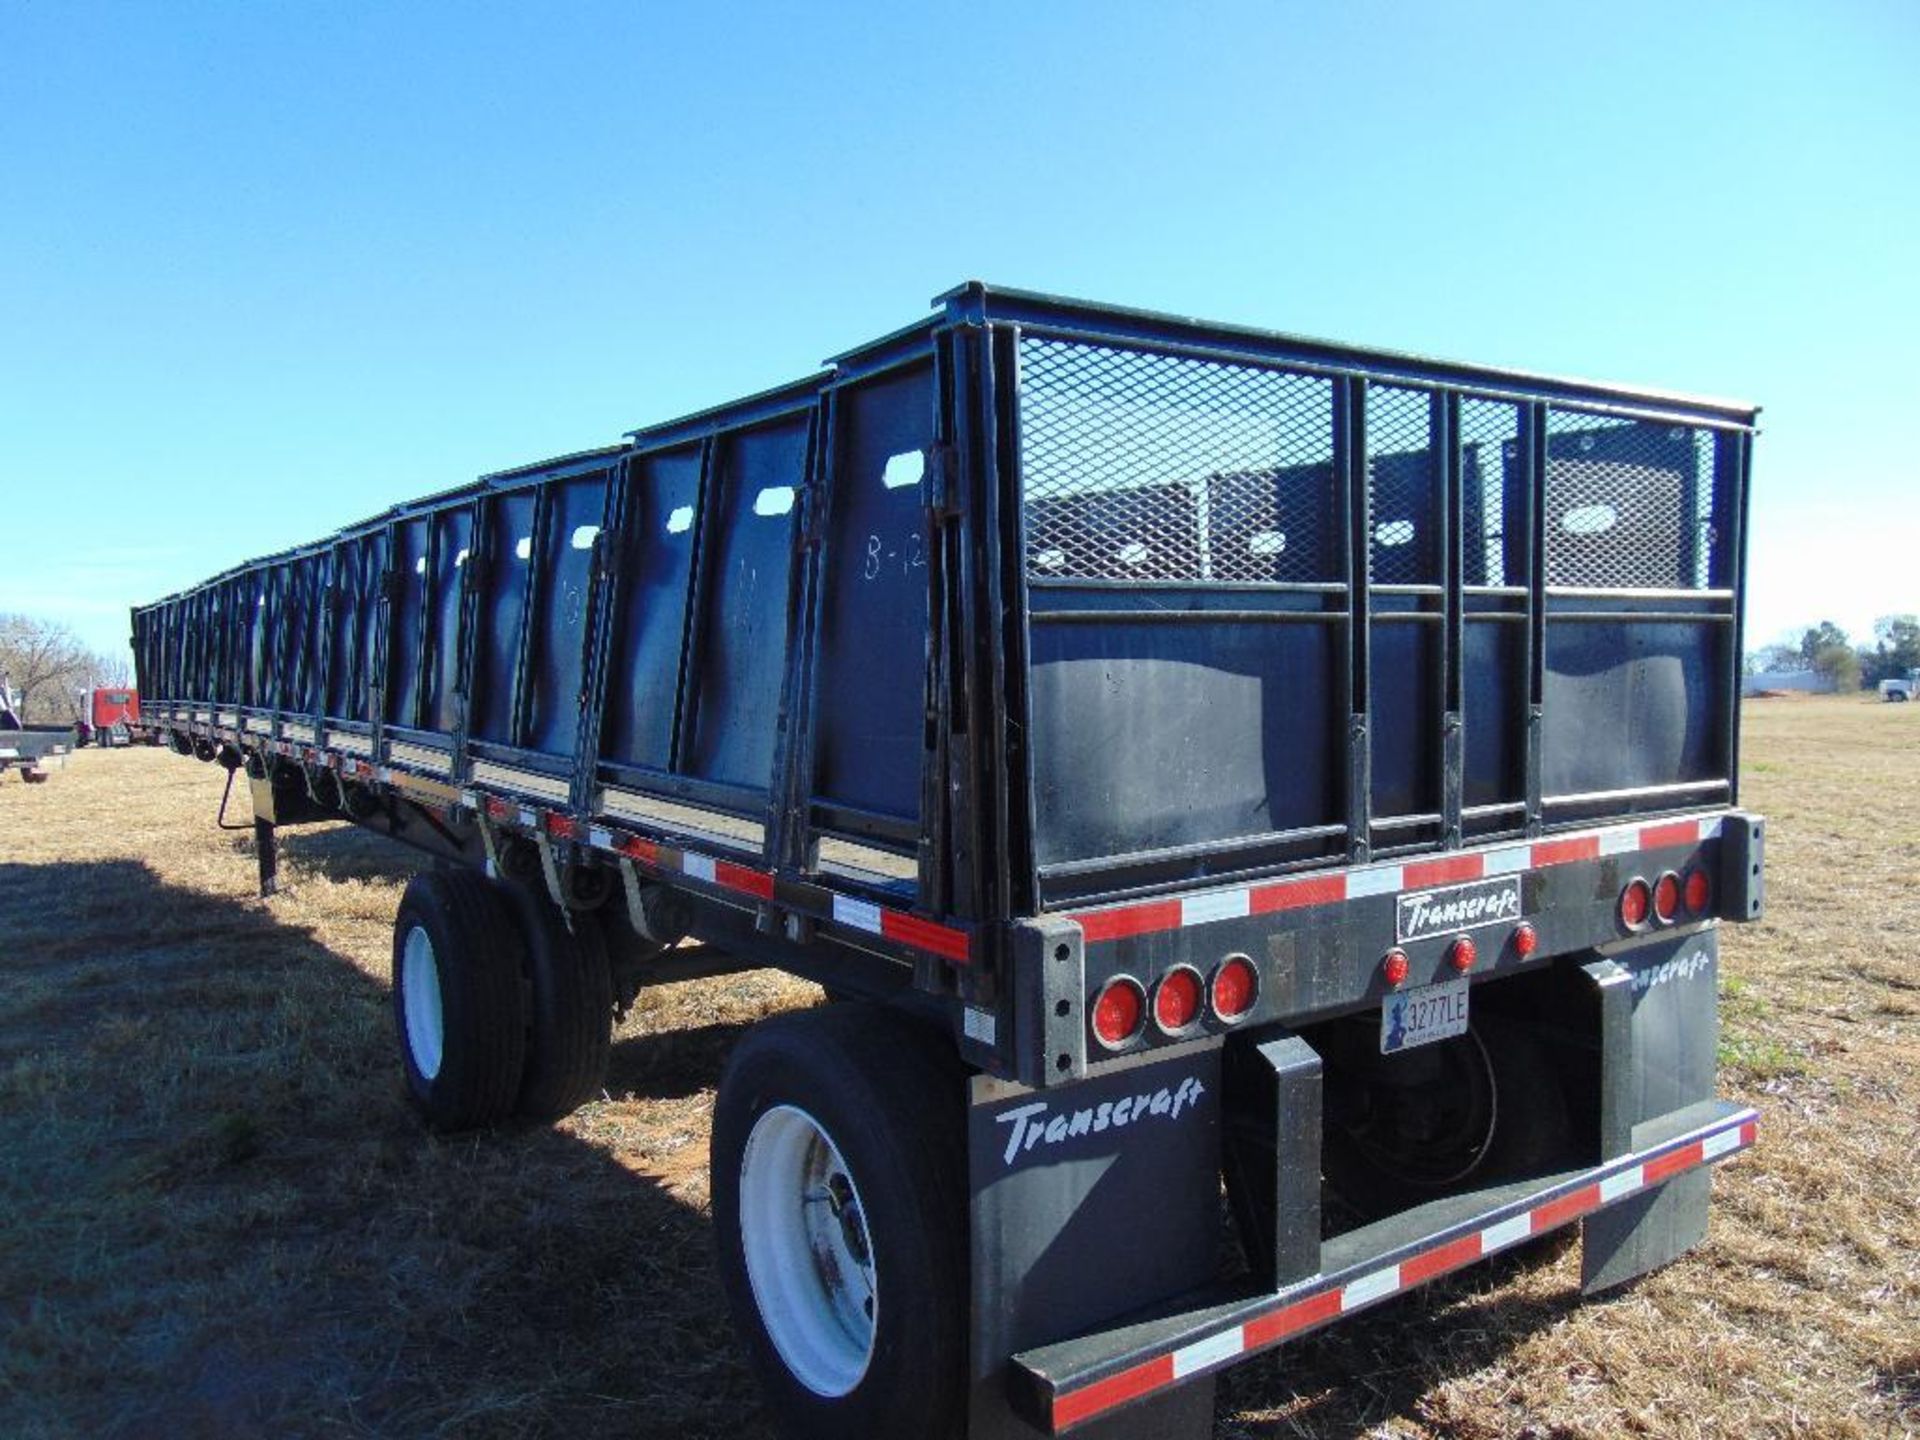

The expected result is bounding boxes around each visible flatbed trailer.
[134,283,1763,1440]
[0,727,74,782]
[0,684,75,783]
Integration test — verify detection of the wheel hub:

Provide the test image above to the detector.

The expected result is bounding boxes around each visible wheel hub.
[738,1104,878,1398]
[400,925,445,1081]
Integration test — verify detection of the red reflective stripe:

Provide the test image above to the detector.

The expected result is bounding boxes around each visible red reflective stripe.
[1644,1140,1705,1185]
[1400,1233,1483,1287]
[1076,900,1183,944]
[714,861,774,899]
[1531,835,1600,867]
[1402,854,1484,888]
[618,835,660,864]
[1054,1121,1753,1427]
[1243,1287,1343,1348]
[1532,1184,1601,1232]
[1251,875,1347,914]
[484,797,514,820]
[1639,821,1699,851]
[1051,1355,1175,1431]
[1055,815,1735,945]
[882,911,972,964]
[544,812,581,840]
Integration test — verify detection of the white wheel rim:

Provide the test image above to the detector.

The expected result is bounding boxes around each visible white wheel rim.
[738,1104,878,1398]
[400,925,445,1081]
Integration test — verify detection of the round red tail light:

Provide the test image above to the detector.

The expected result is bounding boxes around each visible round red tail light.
[1153,967,1204,1034]
[1620,877,1652,929]
[1683,867,1712,916]
[1091,977,1146,1048]
[1448,935,1477,973]
[1210,955,1259,1021]
[1512,922,1539,958]
[1381,948,1411,987]
[1653,871,1682,924]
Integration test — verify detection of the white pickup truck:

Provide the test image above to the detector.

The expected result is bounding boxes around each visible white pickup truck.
[1881,669,1918,702]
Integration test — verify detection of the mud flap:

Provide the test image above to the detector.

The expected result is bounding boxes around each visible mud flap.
[1579,928,1721,1293]
[967,1047,1222,1440]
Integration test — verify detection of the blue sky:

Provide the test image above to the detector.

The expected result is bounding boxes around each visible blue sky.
[3,2,1915,663]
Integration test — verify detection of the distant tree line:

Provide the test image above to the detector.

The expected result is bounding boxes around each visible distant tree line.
[1745,615,1920,692]
[0,613,132,722]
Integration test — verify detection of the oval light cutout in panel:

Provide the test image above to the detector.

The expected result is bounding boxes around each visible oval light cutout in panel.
[882,451,925,490]
[1561,503,1619,535]
[1375,519,1415,547]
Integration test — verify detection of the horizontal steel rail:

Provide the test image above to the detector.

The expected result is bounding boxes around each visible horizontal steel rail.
[1016,1100,1758,1433]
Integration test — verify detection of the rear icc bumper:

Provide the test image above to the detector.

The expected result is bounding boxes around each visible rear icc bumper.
[1017,1099,1756,1433]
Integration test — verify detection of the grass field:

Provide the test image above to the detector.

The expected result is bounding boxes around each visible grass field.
[2,697,1916,1439]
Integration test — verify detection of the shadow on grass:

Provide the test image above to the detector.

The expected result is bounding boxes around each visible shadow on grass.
[0,857,765,1440]
[1871,1350,1920,1420]
[1,855,1614,1440]
[275,823,426,886]
[605,1020,753,1104]
[1215,1245,1589,1436]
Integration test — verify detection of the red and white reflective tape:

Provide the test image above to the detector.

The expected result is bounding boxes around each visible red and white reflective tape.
[578,825,971,965]
[242,727,972,967]
[829,892,976,963]
[1068,816,1726,945]
[1048,1112,1757,1432]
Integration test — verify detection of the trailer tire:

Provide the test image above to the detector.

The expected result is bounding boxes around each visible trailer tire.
[713,1004,967,1440]
[392,870,528,1131]
[510,891,614,1121]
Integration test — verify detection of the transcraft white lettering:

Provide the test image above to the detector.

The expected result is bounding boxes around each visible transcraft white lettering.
[995,1076,1207,1167]
[1397,877,1521,942]
[1630,946,1712,993]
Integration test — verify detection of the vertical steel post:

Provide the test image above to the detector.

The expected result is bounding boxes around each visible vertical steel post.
[1439,389,1464,847]
[1522,400,1548,835]
[1341,375,1372,862]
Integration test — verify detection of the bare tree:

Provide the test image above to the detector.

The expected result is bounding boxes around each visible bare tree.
[0,614,118,722]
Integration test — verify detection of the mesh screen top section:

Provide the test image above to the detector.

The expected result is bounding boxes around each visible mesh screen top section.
[1545,411,1719,590]
[1365,386,1439,586]
[1461,398,1522,588]
[1018,338,1338,583]
[1017,337,1723,592]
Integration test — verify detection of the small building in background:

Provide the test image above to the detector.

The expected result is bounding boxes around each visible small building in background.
[1743,668,1836,696]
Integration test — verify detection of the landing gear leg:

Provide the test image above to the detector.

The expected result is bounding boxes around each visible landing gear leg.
[255,817,279,897]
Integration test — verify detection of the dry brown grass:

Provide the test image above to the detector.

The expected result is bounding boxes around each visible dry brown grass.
[2,699,1916,1438]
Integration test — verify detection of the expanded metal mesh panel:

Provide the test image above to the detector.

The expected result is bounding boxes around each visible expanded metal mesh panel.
[1366,386,1440,585]
[1545,411,1719,589]
[1460,398,1522,587]
[1018,338,1339,583]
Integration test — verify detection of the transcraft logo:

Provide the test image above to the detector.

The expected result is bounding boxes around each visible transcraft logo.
[1397,876,1522,943]
[1630,946,1712,992]
[993,1075,1207,1167]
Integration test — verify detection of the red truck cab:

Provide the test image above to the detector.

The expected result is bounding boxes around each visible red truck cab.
[88,688,143,744]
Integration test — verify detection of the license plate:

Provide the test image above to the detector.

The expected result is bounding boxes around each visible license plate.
[1381,977,1470,1054]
